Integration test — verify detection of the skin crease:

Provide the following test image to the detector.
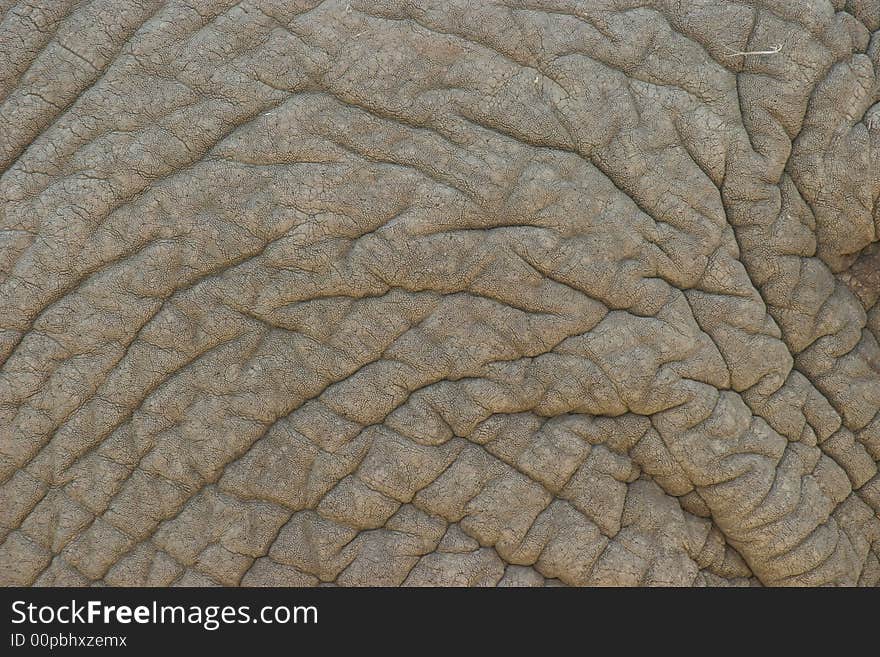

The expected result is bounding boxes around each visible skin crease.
[0,0,878,588]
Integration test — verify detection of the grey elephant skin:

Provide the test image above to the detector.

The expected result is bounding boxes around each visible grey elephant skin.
[1,0,879,587]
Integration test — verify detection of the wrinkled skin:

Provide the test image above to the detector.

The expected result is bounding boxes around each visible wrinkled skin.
[1,0,879,587]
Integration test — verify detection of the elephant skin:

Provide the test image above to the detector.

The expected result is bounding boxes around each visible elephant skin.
[1,0,880,587]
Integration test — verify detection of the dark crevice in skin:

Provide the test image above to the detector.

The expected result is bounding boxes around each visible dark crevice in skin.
[839,242,880,311]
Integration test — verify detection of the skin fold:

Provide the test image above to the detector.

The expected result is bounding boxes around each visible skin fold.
[0,0,878,587]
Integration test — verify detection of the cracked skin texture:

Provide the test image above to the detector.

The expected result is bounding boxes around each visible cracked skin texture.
[0,0,879,588]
